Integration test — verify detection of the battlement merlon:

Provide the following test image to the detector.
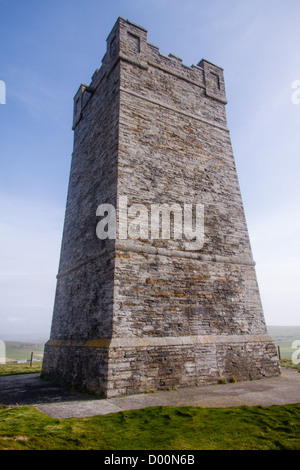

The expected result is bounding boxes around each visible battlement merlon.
[72,17,227,130]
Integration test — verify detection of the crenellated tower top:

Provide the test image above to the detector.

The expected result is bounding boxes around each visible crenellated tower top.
[73,17,227,130]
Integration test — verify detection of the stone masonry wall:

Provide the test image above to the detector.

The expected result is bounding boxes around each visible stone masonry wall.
[42,18,280,397]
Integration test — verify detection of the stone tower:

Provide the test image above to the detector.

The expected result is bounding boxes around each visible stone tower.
[42,18,280,397]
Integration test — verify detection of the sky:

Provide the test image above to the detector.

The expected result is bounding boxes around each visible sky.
[0,0,299,341]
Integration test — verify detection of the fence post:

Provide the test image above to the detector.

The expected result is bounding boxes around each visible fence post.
[277,345,281,360]
[30,351,33,367]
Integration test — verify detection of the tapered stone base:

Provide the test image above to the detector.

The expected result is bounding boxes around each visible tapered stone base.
[42,334,280,398]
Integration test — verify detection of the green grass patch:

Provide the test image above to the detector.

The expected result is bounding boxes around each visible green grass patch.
[280,359,300,372]
[0,403,299,450]
[0,362,42,376]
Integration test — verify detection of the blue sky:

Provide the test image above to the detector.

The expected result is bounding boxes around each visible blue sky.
[0,0,299,340]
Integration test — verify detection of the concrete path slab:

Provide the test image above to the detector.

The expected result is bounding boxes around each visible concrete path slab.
[1,368,299,419]
[0,372,91,406]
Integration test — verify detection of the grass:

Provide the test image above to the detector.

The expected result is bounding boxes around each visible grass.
[280,359,300,372]
[0,362,42,376]
[0,403,299,450]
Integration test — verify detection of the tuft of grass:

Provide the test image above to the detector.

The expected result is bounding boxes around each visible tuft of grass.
[0,403,299,450]
[218,378,227,384]
[280,359,300,372]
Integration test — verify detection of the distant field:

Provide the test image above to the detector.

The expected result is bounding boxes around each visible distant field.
[2,342,44,363]
[267,325,300,359]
